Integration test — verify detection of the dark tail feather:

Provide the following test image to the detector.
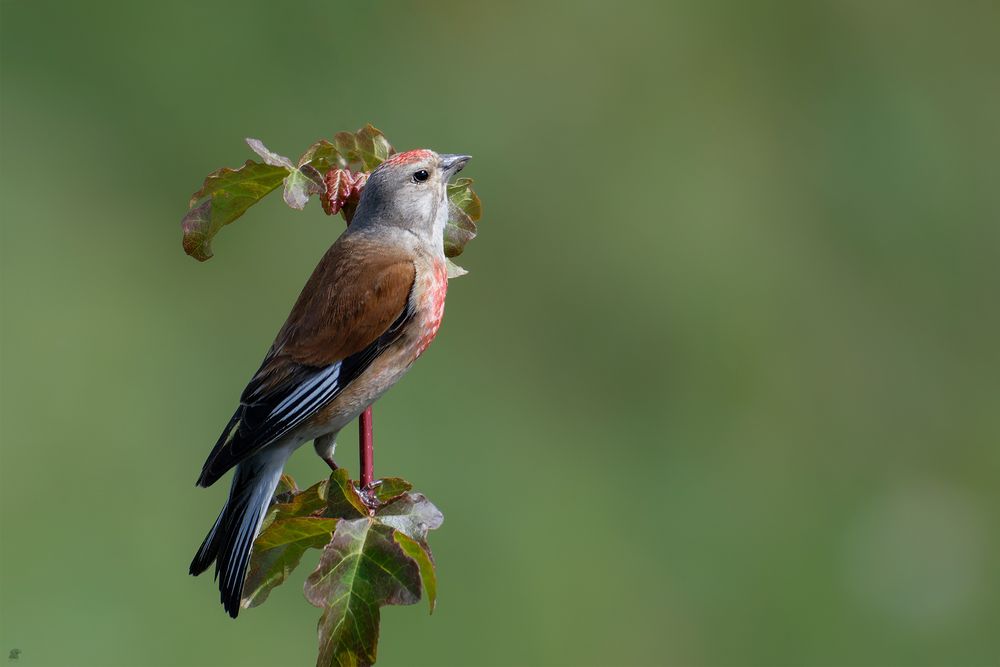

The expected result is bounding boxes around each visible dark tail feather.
[189,510,223,576]
[189,449,286,618]
[196,409,244,488]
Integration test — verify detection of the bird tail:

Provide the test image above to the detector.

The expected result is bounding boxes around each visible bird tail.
[189,447,289,618]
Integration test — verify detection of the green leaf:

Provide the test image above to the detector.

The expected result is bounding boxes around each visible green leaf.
[243,478,331,608]
[355,123,394,171]
[263,480,328,528]
[289,139,344,211]
[243,476,331,607]
[273,473,300,505]
[284,164,325,210]
[333,131,359,164]
[333,125,395,172]
[372,477,413,506]
[444,204,477,258]
[304,519,422,667]
[375,492,444,547]
[322,468,370,519]
[182,126,485,268]
[240,469,443,666]
[297,139,343,174]
[444,177,482,260]
[243,516,339,608]
[393,531,437,613]
[275,473,298,497]
[181,160,288,261]
[245,137,328,211]
[447,177,483,221]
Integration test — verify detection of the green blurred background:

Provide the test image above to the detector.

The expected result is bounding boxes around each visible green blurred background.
[2,1,998,665]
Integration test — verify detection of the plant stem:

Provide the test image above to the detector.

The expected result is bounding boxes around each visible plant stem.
[342,202,375,490]
[359,406,374,489]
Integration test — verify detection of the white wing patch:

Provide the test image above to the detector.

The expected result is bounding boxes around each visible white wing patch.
[268,362,341,424]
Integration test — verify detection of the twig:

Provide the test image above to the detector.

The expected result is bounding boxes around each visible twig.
[339,190,376,490]
[359,406,374,489]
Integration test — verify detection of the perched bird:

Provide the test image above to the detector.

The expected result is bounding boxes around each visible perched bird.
[189,150,470,617]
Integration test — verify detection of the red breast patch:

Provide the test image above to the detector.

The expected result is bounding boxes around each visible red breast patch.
[416,262,449,356]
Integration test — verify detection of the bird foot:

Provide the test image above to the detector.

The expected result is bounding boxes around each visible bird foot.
[357,479,383,512]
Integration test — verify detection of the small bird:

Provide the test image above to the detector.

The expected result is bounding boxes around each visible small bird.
[189,150,470,617]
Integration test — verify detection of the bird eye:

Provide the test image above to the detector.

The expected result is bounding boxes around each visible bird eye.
[412,169,429,183]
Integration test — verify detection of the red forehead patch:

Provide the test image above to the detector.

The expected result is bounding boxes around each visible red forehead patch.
[381,149,433,168]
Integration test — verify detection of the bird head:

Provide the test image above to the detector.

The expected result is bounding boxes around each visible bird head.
[351,149,471,246]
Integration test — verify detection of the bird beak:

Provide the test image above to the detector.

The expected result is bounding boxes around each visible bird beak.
[440,154,472,176]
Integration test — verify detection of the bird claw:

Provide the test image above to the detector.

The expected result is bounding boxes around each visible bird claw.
[356,479,383,512]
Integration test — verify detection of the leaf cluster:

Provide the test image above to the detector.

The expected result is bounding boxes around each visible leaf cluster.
[243,469,442,667]
[181,124,482,275]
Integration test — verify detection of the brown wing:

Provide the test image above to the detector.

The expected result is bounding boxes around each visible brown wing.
[196,234,415,487]
[250,236,416,394]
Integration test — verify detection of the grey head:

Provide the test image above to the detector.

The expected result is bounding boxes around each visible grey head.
[350,150,471,246]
